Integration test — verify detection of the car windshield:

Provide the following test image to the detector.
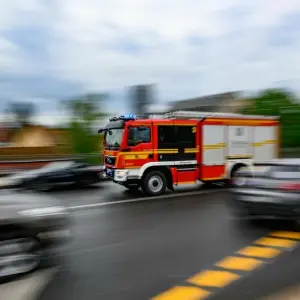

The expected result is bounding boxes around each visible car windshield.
[105,129,124,149]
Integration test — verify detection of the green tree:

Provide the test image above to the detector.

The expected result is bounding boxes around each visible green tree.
[61,93,108,157]
[241,88,300,148]
[241,88,297,115]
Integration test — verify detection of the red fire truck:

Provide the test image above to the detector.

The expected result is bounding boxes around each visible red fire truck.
[99,111,280,196]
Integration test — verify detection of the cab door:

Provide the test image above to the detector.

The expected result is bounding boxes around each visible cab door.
[174,125,198,184]
[122,124,154,168]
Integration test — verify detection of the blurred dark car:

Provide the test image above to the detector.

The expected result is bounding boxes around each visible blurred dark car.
[0,190,70,281]
[0,161,105,191]
[230,159,300,223]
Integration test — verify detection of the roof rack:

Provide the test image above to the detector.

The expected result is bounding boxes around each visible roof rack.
[163,111,279,120]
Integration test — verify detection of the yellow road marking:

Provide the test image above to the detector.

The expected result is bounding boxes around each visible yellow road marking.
[270,231,300,240]
[152,231,300,299]
[187,270,240,288]
[216,256,262,271]
[237,246,282,259]
[255,237,297,248]
[151,286,210,300]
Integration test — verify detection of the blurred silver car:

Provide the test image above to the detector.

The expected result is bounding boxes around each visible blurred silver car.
[0,190,70,281]
[230,159,300,222]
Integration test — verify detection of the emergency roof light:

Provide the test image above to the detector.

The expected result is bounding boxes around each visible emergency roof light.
[109,113,137,122]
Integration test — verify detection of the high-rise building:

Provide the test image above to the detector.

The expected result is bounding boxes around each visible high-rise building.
[129,84,154,115]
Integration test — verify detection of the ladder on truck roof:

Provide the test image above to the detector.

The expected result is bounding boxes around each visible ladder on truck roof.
[164,110,279,120]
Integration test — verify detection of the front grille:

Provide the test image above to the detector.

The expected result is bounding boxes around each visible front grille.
[0,238,40,278]
[104,156,116,166]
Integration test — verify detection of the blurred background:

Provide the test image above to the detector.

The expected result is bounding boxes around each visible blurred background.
[0,0,300,171]
[2,2,300,300]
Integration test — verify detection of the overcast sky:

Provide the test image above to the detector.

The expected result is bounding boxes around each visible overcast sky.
[0,0,300,124]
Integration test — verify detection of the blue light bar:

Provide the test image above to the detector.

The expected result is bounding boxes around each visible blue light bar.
[119,114,136,120]
[109,113,136,122]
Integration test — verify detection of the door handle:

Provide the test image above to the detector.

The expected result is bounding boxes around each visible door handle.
[148,154,153,159]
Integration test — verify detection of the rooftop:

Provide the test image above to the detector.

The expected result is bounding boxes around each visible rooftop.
[170,91,241,111]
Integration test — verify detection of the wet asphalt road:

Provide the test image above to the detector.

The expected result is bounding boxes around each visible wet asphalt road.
[28,181,300,300]
[0,181,296,300]
[50,180,211,206]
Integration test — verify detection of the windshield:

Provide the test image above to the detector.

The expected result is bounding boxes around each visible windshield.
[105,129,124,149]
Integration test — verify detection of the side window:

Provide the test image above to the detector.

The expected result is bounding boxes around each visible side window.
[271,165,300,179]
[158,126,176,148]
[176,126,196,148]
[128,126,151,146]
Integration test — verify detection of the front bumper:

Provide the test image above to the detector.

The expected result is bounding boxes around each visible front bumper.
[230,189,300,220]
[104,167,140,182]
[0,226,71,280]
[0,177,22,189]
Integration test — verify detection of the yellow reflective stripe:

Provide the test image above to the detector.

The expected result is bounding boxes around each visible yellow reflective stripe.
[252,140,277,147]
[203,143,226,150]
[124,154,149,159]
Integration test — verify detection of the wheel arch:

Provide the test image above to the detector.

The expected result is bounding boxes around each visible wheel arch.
[141,165,174,190]
[226,159,253,179]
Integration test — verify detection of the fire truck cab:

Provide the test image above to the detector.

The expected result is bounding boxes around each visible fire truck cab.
[99,111,280,196]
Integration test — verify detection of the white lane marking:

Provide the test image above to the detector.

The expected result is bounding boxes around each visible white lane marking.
[69,189,228,211]
[0,268,57,300]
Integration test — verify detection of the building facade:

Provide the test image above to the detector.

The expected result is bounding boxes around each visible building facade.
[169,92,251,113]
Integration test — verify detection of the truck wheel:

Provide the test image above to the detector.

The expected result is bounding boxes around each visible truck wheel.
[229,164,247,187]
[142,171,167,196]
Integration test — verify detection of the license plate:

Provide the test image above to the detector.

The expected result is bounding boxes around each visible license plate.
[106,168,114,177]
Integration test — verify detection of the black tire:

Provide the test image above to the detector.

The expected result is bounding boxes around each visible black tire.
[229,165,247,187]
[141,171,167,196]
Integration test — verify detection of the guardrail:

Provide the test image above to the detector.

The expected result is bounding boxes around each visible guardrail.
[0,154,103,175]
[0,148,299,175]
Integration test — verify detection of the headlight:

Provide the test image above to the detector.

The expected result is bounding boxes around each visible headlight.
[19,206,67,217]
[0,177,17,187]
[116,170,128,176]
[0,178,9,187]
